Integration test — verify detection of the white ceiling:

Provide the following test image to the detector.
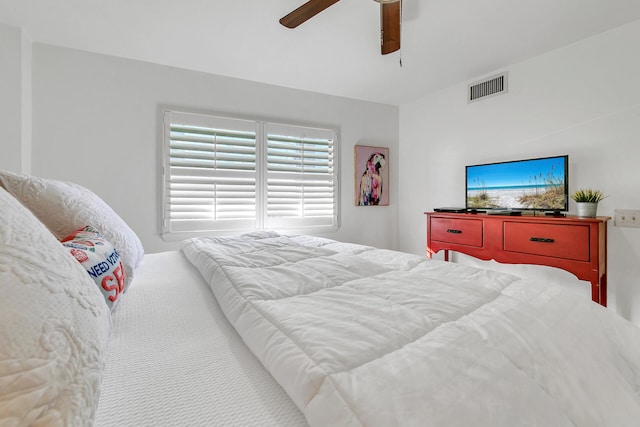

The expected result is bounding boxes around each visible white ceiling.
[2,0,640,105]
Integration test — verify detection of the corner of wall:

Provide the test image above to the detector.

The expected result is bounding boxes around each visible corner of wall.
[0,22,32,174]
[21,29,32,174]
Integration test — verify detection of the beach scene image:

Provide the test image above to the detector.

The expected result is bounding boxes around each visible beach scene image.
[466,157,566,210]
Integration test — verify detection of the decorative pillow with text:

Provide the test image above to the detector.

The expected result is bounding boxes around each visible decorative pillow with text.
[62,226,126,310]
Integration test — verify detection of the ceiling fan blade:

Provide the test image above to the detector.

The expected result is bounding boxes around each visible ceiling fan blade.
[280,0,340,28]
[380,1,401,55]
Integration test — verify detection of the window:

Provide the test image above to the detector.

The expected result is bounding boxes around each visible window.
[162,110,339,237]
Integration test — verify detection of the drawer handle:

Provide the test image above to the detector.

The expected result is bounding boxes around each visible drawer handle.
[530,237,555,243]
[447,229,462,234]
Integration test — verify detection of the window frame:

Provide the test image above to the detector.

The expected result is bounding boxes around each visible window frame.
[161,109,340,240]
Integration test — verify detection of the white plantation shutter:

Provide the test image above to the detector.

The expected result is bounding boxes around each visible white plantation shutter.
[264,123,337,229]
[162,111,339,236]
[163,111,258,233]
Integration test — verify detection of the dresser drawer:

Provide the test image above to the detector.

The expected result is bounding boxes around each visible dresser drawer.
[503,222,590,261]
[430,217,483,247]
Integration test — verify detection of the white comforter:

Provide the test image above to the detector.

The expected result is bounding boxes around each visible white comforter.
[182,232,640,427]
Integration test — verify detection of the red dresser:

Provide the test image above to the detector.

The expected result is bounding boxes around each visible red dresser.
[425,212,610,306]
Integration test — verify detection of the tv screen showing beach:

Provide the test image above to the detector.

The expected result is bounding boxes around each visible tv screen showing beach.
[466,156,568,211]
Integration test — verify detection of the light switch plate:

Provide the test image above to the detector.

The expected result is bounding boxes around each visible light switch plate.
[614,209,640,227]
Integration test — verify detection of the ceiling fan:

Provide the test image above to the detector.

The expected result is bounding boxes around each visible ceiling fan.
[279,0,401,55]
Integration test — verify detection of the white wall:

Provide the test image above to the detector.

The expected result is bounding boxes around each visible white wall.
[0,23,30,173]
[30,44,399,253]
[399,19,640,323]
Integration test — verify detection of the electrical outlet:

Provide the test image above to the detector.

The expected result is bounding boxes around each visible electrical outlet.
[614,209,640,228]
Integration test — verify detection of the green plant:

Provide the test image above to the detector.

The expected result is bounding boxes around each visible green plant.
[571,188,607,203]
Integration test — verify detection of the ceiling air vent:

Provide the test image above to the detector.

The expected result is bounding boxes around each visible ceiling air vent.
[468,72,508,103]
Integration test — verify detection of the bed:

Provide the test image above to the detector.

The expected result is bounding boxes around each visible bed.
[2,170,640,427]
[93,250,306,426]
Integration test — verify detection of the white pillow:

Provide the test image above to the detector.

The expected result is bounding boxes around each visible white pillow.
[0,170,144,290]
[0,186,111,426]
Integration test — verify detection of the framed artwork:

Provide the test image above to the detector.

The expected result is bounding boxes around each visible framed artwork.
[354,145,389,206]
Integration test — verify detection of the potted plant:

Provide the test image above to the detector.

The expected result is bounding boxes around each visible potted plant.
[571,188,607,217]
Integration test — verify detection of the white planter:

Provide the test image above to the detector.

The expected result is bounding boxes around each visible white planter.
[576,202,598,218]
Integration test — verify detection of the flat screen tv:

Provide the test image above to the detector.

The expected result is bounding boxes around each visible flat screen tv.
[465,155,568,213]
